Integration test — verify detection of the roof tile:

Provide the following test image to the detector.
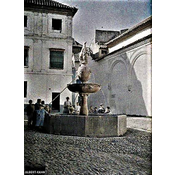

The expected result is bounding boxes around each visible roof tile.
[24,0,77,10]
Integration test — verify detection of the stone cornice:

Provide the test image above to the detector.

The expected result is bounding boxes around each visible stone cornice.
[24,35,73,42]
[106,16,152,48]
[95,34,152,62]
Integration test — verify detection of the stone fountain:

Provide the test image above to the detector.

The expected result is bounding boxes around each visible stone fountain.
[67,42,101,116]
[43,42,127,137]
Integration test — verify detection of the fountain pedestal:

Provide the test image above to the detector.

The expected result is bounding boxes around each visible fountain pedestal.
[79,93,89,115]
[67,83,101,115]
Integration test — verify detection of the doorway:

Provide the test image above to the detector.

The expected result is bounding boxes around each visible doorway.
[52,92,60,111]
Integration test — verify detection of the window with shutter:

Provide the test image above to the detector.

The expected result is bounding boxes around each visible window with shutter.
[50,49,64,69]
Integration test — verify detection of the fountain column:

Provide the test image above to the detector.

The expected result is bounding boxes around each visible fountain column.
[79,93,89,115]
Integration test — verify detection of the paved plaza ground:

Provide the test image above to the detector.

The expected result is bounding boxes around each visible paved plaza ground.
[24,120,152,175]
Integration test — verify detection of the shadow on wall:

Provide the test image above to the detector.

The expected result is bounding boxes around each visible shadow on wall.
[110,52,149,116]
[88,49,151,116]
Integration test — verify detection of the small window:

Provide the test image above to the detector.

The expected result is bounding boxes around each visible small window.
[24,81,27,98]
[24,16,27,27]
[50,49,64,69]
[24,46,29,67]
[52,19,62,31]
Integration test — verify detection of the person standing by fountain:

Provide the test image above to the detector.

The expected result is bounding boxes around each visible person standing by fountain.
[63,97,72,114]
[35,104,48,130]
[26,100,35,127]
[98,103,105,113]
[35,99,42,110]
[69,105,74,114]
[32,99,42,127]
[89,106,94,114]
[75,102,81,114]
[94,107,98,114]
[105,106,112,114]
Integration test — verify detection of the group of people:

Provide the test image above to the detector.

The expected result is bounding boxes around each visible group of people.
[25,99,50,129]
[25,97,112,129]
[62,97,112,115]
[63,97,81,115]
[89,103,112,114]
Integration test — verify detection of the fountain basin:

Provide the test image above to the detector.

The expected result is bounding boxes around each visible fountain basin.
[43,114,127,137]
[67,83,101,93]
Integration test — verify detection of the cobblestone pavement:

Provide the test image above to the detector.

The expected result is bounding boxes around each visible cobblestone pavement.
[24,128,152,175]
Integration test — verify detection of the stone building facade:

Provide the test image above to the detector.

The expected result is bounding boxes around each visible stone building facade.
[24,0,77,112]
[88,16,152,116]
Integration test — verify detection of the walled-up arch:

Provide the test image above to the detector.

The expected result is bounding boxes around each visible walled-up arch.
[109,60,128,114]
[129,50,151,116]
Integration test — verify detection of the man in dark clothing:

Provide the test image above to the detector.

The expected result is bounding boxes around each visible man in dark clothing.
[33,99,42,127]
[26,100,35,127]
[35,99,41,110]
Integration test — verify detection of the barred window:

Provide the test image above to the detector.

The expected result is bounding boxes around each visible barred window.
[24,81,27,98]
[24,16,27,27]
[24,46,29,67]
[50,49,64,69]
